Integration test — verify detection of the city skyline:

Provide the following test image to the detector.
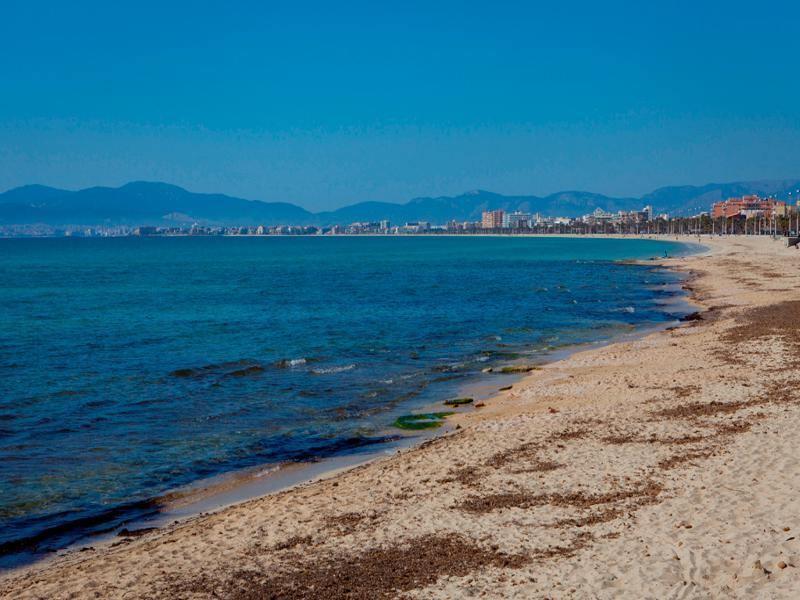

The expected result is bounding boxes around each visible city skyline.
[3,177,800,235]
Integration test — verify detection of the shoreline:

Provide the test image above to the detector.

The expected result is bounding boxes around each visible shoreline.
[0,237,698,573]
[0,238,697,567]
[1,231,716,240]
[8,234,798,598]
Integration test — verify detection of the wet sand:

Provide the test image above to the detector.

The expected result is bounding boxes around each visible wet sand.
[3,234,800,599]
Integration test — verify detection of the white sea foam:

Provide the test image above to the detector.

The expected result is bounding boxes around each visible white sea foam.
[312,363,356,375]
[614,306,636,314]
[254,464,282,478]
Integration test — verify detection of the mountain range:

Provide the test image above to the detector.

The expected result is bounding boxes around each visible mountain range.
[1,179,799,228]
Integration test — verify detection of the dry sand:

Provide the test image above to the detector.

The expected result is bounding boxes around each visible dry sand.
[3,234,800,599]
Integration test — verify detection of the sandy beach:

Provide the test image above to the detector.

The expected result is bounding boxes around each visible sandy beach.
[3,234,799,599]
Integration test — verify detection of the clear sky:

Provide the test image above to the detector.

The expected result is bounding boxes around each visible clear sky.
[1,0,799,210]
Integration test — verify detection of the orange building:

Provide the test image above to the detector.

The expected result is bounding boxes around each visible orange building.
[481,210,504,229]
[711,195,786,219]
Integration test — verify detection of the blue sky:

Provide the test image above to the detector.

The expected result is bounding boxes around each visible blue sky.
[1,0,799,210]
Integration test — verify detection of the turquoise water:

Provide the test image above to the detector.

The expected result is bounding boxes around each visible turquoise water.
[0,236,694,562]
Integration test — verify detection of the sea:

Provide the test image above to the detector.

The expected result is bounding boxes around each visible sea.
[0,235,698,566]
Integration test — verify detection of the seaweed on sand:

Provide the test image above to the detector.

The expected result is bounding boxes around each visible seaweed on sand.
[443,398,473,407]
[393,412,454,430]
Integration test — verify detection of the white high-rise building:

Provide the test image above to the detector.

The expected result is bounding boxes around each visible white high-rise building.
[503,211,532,229]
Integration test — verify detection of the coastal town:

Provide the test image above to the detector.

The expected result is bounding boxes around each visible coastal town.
[2,194,799,238]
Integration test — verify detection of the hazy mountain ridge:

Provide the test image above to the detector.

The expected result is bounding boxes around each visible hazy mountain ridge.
[1,179,799,227]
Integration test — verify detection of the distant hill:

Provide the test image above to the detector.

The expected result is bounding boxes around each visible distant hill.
[0,182,312,227]
[1,179,799,228]
[316,190,644,225]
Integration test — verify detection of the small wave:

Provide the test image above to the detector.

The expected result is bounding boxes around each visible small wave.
[503,326,534,334]
[226,365,265,378]
[83,399,114,409]
[274,358,308,368]
[254,464,283,478]
[614,306,636,314]
[431,362,464,373]
[311,363,356,375]
[170,359,263,379]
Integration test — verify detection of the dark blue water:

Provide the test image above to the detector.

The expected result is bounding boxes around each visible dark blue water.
[0,236,695,562]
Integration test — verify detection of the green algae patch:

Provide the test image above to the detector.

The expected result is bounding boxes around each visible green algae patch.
[480,350,523,360]
[444,398,473,407]
[394,412,455,430]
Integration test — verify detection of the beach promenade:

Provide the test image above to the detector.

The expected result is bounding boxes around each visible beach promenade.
[3,235,799,599]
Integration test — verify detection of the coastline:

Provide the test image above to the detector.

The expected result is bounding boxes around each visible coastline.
[0,235,695,572]
[7,234,800,598]
[0,236,700,571]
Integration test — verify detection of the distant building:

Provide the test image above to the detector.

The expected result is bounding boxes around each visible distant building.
[402,221,430,233]
[711,195,786,219]
[504,211,532,229]
[133,226,158,236]
[582,208,614,226]
[773,203,791,218]
[481,210,504,229]
[616,208,651,225]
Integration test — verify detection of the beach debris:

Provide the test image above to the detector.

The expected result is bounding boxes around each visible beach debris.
[393,412,454,430]
[498,365,540,374]
[438,465,483,486]
[172,533,528,599]
[754,560,772,575]
[778,561,788,570]
[668,384,700,399]
[457,482,662,514]
[443,397,473,406]
[680,312,703,322]
[657,447,717,470]
[324,511,369,536]
[499,385,512,391]
[548,429,589,442]
[475,402,486,408]
[273,535,313,551]
[117,526,157,538]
